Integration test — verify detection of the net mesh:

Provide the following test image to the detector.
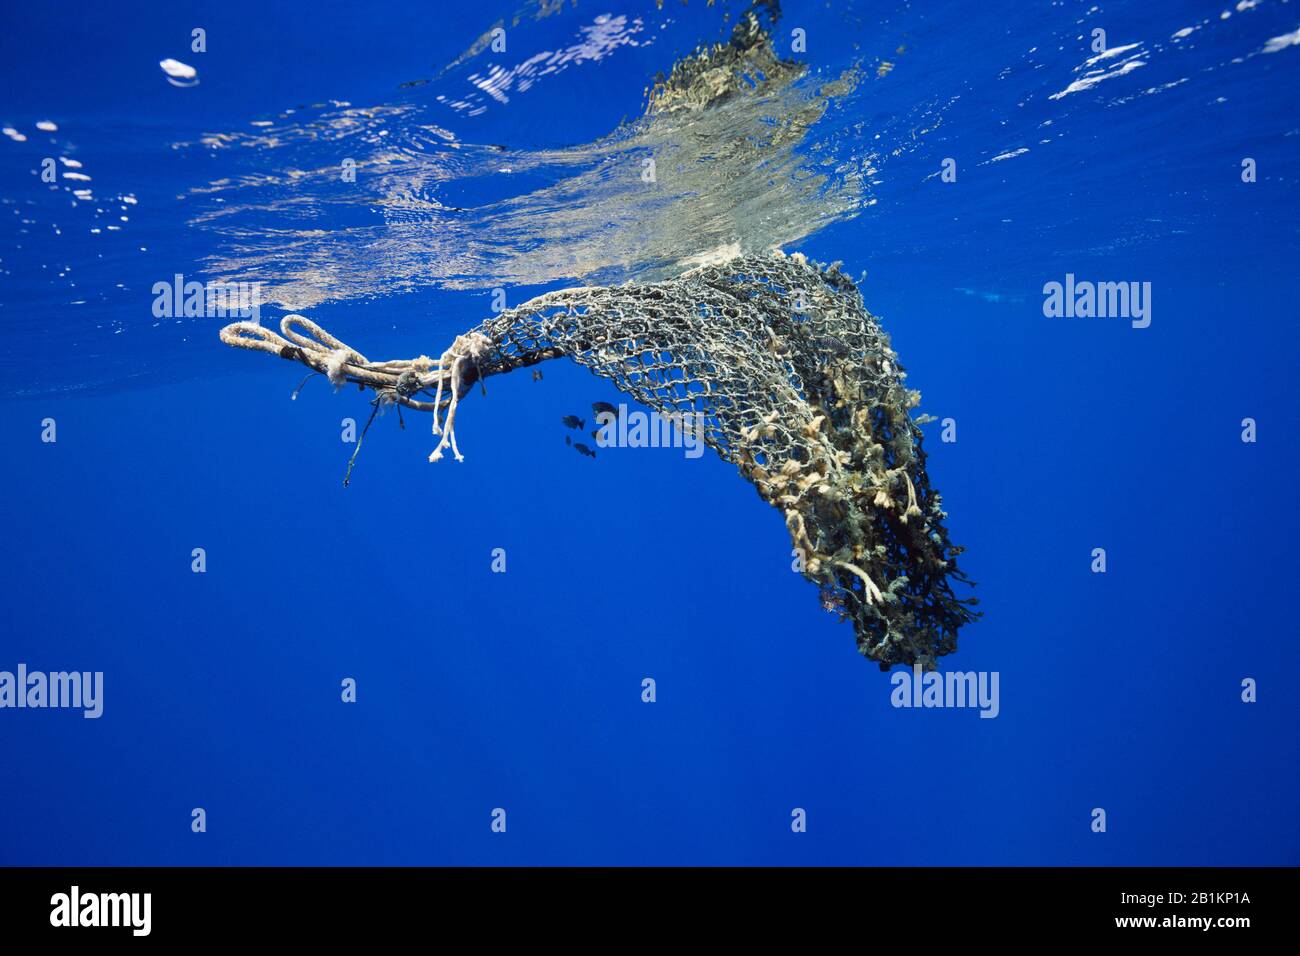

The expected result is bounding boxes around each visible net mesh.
[221,251,978,668]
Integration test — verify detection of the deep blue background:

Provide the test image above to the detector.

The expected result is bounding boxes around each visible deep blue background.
[1,0,1297,864]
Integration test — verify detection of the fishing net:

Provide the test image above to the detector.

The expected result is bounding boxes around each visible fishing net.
[221,251,978,668]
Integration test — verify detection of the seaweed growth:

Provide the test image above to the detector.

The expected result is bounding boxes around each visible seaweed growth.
[646,3,802,115]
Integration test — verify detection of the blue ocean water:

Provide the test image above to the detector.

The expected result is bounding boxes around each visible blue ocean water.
[1,0,1297,865]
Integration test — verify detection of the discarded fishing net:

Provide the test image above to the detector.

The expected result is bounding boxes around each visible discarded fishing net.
[220,252,978,668]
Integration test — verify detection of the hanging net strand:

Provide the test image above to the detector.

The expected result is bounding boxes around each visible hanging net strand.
[219,251,978,668]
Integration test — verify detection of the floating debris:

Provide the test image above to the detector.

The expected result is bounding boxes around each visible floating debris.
[160,59,199,88]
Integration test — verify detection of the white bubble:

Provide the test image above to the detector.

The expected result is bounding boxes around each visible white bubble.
[160,58,196,78]
[160,58,200,87]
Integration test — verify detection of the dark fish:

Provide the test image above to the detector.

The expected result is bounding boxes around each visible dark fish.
[573,443,596,459]
[591,401,618,419]
[532,369,544,382]
[805,334,851,358]
[565,435,571,446]
[561,415,585,429]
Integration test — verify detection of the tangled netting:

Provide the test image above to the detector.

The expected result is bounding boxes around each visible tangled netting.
[221,252,978,668]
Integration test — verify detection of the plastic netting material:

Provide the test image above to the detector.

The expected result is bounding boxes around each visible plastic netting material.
[221,251,978,668]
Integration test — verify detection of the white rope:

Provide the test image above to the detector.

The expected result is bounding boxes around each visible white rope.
[427,332,493,463]
[219,314,491,460]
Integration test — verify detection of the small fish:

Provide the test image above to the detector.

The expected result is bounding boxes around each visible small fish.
[561,415,585,430]
[591,401,618,419]
[532,369,544,382]
[807,334,851,357]
[565,435,571,446]
[573,443,596,459]
[819,587,845,613]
